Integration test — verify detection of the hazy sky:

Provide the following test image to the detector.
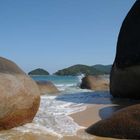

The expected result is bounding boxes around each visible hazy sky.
[0,0,136,73]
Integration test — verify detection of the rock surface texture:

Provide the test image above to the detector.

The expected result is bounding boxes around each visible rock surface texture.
[0,57,40,130]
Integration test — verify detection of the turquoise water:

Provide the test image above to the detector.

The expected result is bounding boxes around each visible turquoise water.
[30,75,83,92]
[31,75,79,85]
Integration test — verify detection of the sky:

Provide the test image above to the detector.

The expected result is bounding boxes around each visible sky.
[0,0,136,74]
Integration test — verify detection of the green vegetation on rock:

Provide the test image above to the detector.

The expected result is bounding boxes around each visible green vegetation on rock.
[28,68,49,75]
[54,64,112,76]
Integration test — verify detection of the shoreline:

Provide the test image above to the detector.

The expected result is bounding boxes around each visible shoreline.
[0,93,137,140]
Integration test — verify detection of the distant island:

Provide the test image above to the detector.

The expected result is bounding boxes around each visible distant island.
[28,68,49,75]
[54,64,112,76]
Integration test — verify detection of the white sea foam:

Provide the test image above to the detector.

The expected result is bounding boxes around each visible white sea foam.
[8,94,87,137]
[77,73,85,85]
[55,83,92,94]
[34,95,87,135]
[55,83,78,91]
[31,91,111,136]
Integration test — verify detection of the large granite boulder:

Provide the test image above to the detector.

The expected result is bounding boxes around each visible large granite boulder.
[0,57,40,130]
[86,104,140,139]
[36,81,59,94]
[80,75,109,91]
[110,1,140,99]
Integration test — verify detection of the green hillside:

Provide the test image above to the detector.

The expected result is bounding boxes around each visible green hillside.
[54,64,111,76]
[28,68,49,75]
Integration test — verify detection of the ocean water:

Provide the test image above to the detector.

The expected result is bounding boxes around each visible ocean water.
[31,75,85,92]
[0,75,112,140]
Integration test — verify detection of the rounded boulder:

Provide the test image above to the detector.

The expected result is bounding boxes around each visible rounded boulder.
[0,57,40,130]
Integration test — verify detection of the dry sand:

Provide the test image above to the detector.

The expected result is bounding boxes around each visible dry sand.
[70,104,106,127]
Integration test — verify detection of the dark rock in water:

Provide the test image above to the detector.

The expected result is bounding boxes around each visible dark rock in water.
[86,104,140,139]
[80,75,109,91]
[36,81,59,94]
[28,68,49,75]
[0,57,40,130]
[110,1,140,99]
